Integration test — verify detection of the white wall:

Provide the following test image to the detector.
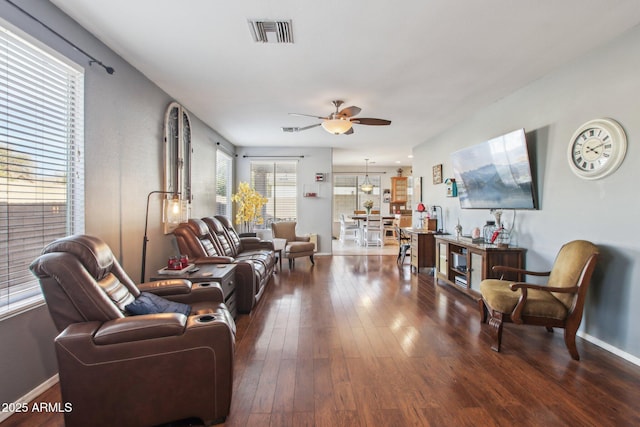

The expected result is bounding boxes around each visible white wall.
[235,146,333,254]
[412,24,640,359]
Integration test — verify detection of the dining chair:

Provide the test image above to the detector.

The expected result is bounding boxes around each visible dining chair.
[363,216,383,247]
[397,226,411,264]
[339,213,359,242]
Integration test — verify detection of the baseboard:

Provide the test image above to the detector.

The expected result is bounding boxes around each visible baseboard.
[0,374,59,423]
[578,331,640,366]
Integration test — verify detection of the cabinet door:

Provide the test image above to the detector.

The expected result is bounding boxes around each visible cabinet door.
[437,242,448,276]
[410,233,419,268]
[469,251,484,292]
[391,177,408,203]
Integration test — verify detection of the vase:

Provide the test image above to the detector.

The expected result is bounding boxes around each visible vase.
[366,208,371,215]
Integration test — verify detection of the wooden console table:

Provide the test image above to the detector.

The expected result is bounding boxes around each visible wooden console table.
[434,235,526,298]
[403,228,438,273]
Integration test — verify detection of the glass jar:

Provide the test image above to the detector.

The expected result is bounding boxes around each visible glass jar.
[483,221,496,244]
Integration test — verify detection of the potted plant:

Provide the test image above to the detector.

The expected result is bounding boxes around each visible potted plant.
[232,182,268,235]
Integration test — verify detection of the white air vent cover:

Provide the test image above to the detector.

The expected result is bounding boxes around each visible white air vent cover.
[248,20,293,43]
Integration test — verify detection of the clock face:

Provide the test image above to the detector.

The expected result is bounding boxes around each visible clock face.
[568,118,627,180]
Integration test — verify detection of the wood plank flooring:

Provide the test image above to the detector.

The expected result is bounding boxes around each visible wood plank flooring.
[4,254,640,426]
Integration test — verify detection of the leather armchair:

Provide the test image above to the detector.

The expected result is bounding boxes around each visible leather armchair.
[29,235,235,426]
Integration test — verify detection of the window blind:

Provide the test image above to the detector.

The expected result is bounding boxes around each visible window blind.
[250,161,297,227]
[215,149,232,218]
[0,23,85,319]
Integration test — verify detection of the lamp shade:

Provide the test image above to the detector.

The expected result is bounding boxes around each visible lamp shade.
[321,118,352,134]
[360,182,374,193]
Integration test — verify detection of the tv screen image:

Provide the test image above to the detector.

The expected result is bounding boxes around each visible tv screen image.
[450,129,536,209]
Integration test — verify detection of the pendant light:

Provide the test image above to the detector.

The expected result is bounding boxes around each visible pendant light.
[360,158,374,193]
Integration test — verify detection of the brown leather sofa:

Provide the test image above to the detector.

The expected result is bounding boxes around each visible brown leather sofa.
[29,234,235,427]
[173,218,275,313]
[208,215,276,272]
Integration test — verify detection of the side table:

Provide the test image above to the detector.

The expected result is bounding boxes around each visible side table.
[272,238,287,272]
[151,264,237,318]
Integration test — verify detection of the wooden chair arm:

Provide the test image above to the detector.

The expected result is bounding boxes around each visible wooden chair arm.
[508,282,579,323]
[510,283,579,293]
[492,265,551,277]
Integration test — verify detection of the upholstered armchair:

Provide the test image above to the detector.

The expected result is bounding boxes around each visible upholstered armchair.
[271,221,315,269]
[479,240,599,360]
[29,235,235,426]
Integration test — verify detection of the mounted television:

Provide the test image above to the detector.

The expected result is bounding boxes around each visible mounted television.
[450,129,537,209]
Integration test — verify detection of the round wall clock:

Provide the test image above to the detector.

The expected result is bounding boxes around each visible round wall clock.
[567,118,627,180]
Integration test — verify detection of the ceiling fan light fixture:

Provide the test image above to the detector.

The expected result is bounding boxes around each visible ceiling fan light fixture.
[321,118,352,135]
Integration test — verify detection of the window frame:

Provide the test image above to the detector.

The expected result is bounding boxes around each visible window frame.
[0,20,85,320]
[249,160,298,228]
[215,149,233,218]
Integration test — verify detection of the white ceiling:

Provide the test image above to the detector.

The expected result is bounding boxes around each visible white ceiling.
[51,0,640,166]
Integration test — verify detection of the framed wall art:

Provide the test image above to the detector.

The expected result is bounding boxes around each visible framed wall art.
[432,164,443,184]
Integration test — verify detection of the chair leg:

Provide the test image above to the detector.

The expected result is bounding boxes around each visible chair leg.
[289,258,293,269]
[564,326,580,361]
[487,311,504,352]
[309,254,314,265]
[478,299,488,324]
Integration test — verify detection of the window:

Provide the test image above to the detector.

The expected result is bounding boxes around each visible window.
[0,23,85,319]
[250,161,297,228]
[333,174,380,221]
[215,149,233,218]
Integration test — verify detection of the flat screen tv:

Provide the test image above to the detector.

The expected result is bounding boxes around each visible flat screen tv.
[450,129,537,209]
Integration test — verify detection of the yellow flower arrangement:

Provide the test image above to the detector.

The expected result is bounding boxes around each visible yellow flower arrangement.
[363,200,374,209]
[232,182,268,233]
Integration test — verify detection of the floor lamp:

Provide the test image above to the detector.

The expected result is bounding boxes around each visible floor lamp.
[141,190,181,282]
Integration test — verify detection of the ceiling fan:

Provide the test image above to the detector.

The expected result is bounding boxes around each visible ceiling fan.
[282,100,391,135]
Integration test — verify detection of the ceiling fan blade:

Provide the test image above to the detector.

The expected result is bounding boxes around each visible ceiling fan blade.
[344,127,354,135]
[338,106,361,118]
[298,123,322,131]
[351,118,391,126]
[288,112,328,120]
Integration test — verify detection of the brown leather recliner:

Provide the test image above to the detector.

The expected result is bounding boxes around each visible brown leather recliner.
[29,235,235,427]
[174,218,274,313]
[205,216,276,274]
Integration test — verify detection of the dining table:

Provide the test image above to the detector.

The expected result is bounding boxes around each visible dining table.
[349,214,396,246]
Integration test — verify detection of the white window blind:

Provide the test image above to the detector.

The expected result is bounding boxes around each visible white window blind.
[0,23,85,319]
[215,149,232,218]
[250,161,297,228]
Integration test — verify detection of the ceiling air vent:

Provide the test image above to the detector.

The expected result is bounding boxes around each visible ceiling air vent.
[248,19,293,43]
[281,127,299,133]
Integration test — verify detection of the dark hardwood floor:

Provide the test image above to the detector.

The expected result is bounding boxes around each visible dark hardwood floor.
[4,255,640,426]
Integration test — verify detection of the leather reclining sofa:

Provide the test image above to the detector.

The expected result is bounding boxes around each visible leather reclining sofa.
[29,234,235,427]
[173,216,276,313]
